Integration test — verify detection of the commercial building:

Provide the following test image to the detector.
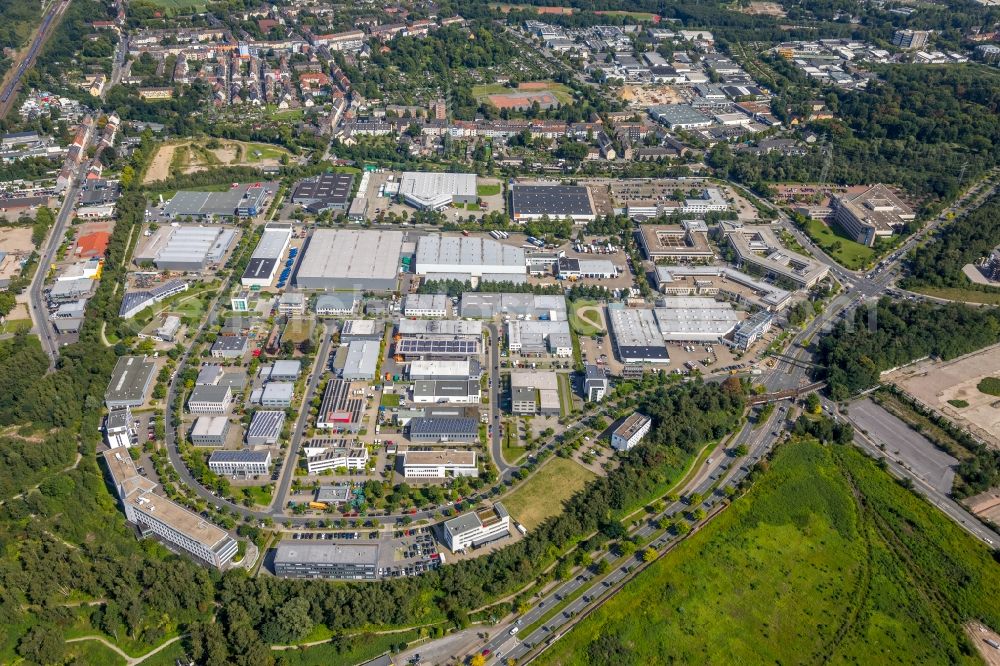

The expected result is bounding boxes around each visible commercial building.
[681,188,729,214]
[509,371,560,415]
[134,225,236,271]
[247,410,285,446]
[341,340,380,380]
[442,503,510,552]
[725,225,829,288]
[48,277,94,303]
[395,337,481,360]
[507,320,572,357]
[154,315,181,342]
[403,293,448,317]
[611,413,652,451]
[408,417,479,443]
[277,292,306,315]
[119,280,188,319]
[414,235,526,281]
[273,542,379,579]
[294,229,403,291]
[304,441,370,473]
[729,310,773,350]
[315,293,359,316]
[654,297,741,343]
[268,359,302,381]
[893,29,930,49]
[511,184,596,223]
[191,416,231,446]
[398,319,482,339]
[412,380,481,404]
[402,449,478,478]
[831,184,914,247]
[105,356,156,409]
[607,305,669,363]
[317,379,364,430]
[398,172,477,210]
[648,104,712,129]
[584,364,608,402]
[104,406,135,449]
[637,224,714,262]
[161,183,276,220]
[241,223,293,287]
[460,293,567,320]
[260,382,294,407]
[187,385,233,414]
[102,449,238,569]
[208,449,272,476]
[408,359,481,381]
[211,336,249,359]
[290,173,355,213]
[340,318,383,342]
[556,257,618,280]
[655,265,792,311]
[316,485,353,504]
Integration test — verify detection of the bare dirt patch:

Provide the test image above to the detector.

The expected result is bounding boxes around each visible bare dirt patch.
[887,344,1000,449]
[965,489,1000,525]
[618,84,685,108]
[144,143,178,184]
[966,622,1000,666]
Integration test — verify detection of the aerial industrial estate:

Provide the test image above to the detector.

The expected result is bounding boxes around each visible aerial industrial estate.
[1,0,999,664]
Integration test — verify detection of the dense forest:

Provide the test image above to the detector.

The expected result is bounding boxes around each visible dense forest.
[816,298,1000,399]
[903,192,1000,294]
[710,65,1000,204]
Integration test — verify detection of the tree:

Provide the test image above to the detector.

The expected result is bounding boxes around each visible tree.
[470,654,487,666]
[804,392,821,415]
[17,625,64,665]
[596,559,612,575]
[641,548,657,563]
[733,444,749,457]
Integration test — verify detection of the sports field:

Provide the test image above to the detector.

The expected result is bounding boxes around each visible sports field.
[140,0,207,11]
[503,457,596,530]
[472,81,573,106]
[537,441,1000,665]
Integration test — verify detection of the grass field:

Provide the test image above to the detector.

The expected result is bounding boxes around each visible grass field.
[802,219,875,270]
[537,441,1000,665]
[241,484,273,507]
[569,300,604,336]
[278,630,420,666]
[503,457,596,529]
[557,373,573,416]
[908,285,1000,305]
[63,639,127,666]
[977,377,1000,396]
[140,0,206,11]
[380,393,401,407]
[477,183,502,197]
[502,423,526,464]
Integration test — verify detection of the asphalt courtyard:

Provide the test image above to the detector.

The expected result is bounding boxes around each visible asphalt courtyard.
[849,398,957,494]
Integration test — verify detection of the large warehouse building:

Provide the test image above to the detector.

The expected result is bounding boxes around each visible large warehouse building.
[161,182,277,220]
[511,184,596,223]
[414,235,526,281]
[294,229,404,290]
[290,173,355,213]
[654,297,740,342]
[607,304,670,363]
[241,223,293,288]
[398,172,477,210]
[134,225,237,271]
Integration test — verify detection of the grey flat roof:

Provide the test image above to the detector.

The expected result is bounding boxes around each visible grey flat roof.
[189,384,231,404]
[262,382,294,402]
[292,173,354,205]
[105,356,155,404]
[192,415,229,437]
[271,359,302,377]
[296,229,403,286]
[274,542,379,566]
[512,185,593,217]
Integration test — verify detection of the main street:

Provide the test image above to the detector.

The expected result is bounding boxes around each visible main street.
[28,168,83,366]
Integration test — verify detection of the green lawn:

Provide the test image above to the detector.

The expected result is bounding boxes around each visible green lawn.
[908,285,1000,305]
[244,142,291,162]
[140,0,206,10]
[241,484,273,507]
[380,393,401,407]
[503,457,596,530]
[557,372,573,416]
[501,422,526,464]
[277,630,420,666]
[63,639,127,666]
[802,219,875,270]
[977,377,1000,396]
[0,319,32,335]
[477,183,502,197]
[569,300,604,336]
[471,81,574,105]
[537,441,1000,665]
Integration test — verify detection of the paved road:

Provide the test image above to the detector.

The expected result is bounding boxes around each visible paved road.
[0,0,69,115]
[486,323,511,475]
[28,171,82,365]
[848,398,957,494]
[268,323,334,516]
